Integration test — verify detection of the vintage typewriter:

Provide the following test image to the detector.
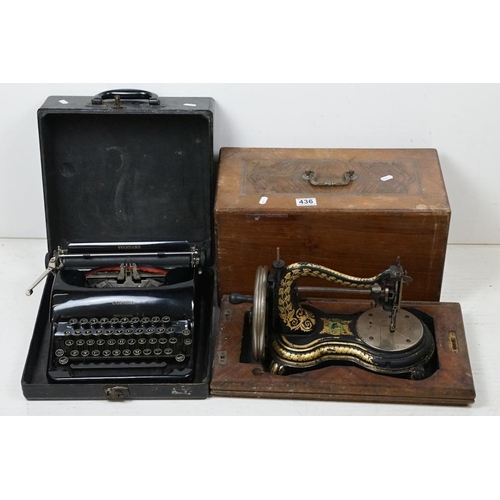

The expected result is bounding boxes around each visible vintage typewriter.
[22,91,215,398]
[27,242,204,382]
[230,254,437,380]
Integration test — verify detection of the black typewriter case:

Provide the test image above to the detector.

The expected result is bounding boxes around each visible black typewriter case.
[22,90,217,400]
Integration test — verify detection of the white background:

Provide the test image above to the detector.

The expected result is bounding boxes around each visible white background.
[1,83,500,244]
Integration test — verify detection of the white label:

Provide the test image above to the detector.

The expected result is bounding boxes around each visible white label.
[381,175,393,182]
[259,196,268,205]
[58,99,69,104]
[295,197,317,207]
[183,103,197,107]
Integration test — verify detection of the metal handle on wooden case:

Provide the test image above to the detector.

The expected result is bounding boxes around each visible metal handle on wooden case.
[302,169,357,187]
[92,89,160,105]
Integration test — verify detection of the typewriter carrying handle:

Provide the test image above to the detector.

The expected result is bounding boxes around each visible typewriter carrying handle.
[92,89,160,105]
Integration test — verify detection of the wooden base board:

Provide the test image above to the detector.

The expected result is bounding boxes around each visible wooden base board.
[210,297,476,406]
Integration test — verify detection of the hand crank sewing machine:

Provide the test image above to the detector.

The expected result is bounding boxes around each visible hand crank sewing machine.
[229,255,437,380]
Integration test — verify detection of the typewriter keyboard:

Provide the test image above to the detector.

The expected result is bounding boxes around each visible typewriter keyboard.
[50,316,193,377]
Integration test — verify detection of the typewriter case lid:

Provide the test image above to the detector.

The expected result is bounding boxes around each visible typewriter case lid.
[38,91,214,260]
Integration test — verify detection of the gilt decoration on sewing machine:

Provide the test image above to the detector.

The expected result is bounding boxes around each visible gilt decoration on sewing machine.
[229,251,437,380]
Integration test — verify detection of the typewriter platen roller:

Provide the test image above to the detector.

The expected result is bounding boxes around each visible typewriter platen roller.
[230,255,437,380]
[28,243,203,382]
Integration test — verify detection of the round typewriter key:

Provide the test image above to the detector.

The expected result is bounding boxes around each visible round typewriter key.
[55,349,64,357]
[107,339,116,346]
[95,329,103,336]
[146,327,155,334]
[59,356,69,365]
[118,339,126,346]
[81,350,90,357]
[76,339,85,346]
[164,348,173,355]
[86,339,95,346]
[70,350,79,357]
[161,316,170,323]
[157,327,165,334]
[125,329,134,335]
[151,316,160,324]
[141,317,150,324]
[83,329,92,336]
[74,329,82,336]
[90,318,99,325]
[102,350,111,357]
[159,338,168,345]
[136,328,144,334]
[68,318,78,326]
[130,317,140,324]
[149,338,158,345]
[97,339,105,346]
[112,350,120,356]
[133,349,141,356]
[123,349,131,356]
[110,318,119,325]
[175,354,185,363]
[115,329,123,335]
[65,340,74,347]
[143,349,152,356]
[166,327,175,334]
[105,329,113,336]
[184,338,192,346]
[138,338,147,345]
[79,318,88,325]
[127,339,136,346]
[64,330,72,335]
[100,317,109,324]
[92,350,100,357]
[169,337,178,344]
[154,348,162,356]
[120,317,129,324]
[182,329,190,336]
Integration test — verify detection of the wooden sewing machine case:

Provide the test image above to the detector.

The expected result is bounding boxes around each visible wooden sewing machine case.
[215,148,450,302]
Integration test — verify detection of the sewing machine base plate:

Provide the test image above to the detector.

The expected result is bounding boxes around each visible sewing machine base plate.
[210,297,475,406]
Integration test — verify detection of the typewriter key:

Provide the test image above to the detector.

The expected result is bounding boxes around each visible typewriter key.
[55,349,64,357]
[143,349,152,356]
[138,338,147,345]
[123,349,131,356]
[130,317,140,324]
[81,350,90,357]
[117,339,126,345]
[161,316,170,323]
[100,317,109,324]
[83,329,92,336]
[175,354,185,363]
[157,327,165,334]
[182,329,190,336]
[115,329,124,335]
[76,339,85,346]
[86,339,95,346]
[127,339,136,346]
[136,328,144,334]
[125,329,134,335]
[169,337,178,344]
[74,329,82,336]
[146,327,155,334]
[110,318,119,325]
[164,348,173,355]
[149,338,158,345]
[159,338,168,345]
[108,339,116,346]
[92,350,100,357]
[154,348,162,356]
[112,350,120,356]
[68,318,78,326]
[97,339,105,346]
[95,329,103,336]
[90,318,99,325]
[105,329,113,335]
[141,317,150,324]
[151,316,160,323]
[65,340,74,347]
[184,338,192,346]
[166,327,175,334]
[133,349,141,356]
[70,350,79,357]
[79,318,88,325]
[64,330,72,335]
[120,317,129,324]
[59,357,69,365]
[102,350,111,357]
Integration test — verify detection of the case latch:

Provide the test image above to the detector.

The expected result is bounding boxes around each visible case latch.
[104,386,130,400]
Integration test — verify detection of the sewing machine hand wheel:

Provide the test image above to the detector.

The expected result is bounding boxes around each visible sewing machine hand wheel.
[252,265,268,361]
